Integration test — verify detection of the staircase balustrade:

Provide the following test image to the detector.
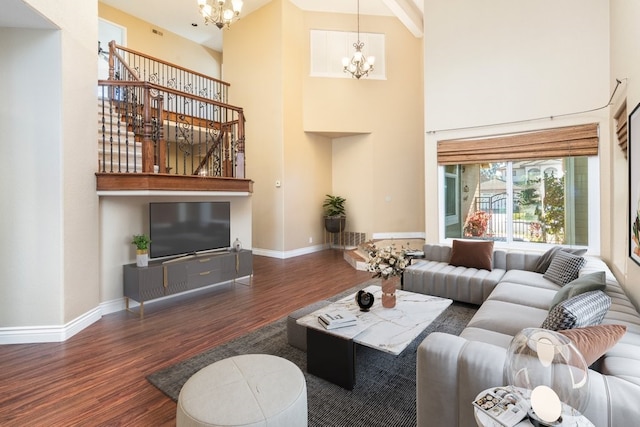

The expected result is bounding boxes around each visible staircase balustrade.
[97,41,245,181]
[97,80,245,178]
[108,41,228,104]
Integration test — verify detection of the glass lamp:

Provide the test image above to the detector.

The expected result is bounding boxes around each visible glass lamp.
[504,328,590,426]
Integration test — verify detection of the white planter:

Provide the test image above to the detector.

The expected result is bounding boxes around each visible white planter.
[136,251,149,267]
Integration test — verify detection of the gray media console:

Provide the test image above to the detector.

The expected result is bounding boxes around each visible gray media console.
[123,249,253,318]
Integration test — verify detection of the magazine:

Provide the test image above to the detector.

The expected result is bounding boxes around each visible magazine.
[472,387,529,427]
[317,311,357,330]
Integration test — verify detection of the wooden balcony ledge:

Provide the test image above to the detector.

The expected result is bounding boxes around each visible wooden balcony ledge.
[96,173,253,194]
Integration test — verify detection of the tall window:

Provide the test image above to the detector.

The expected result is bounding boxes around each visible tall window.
[437,123,599,248]
[444,158,589,246]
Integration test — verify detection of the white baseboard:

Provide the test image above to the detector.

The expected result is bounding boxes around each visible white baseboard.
[0,307,102,345]
[371,231,426,240]
[252,243,327,259]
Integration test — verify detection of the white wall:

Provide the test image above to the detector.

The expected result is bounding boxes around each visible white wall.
[423,0,610,244]
[99,195,252,312]
[0,28,63,326]
[0,0,100,333]
[609,0,640,307]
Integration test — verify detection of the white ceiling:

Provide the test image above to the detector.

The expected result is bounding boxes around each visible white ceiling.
[100,0,423,52]
[0,0,58,29]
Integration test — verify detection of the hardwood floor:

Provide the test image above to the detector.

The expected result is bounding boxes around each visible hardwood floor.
[0,250,370,426]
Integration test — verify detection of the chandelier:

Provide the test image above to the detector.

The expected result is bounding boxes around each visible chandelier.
[197,0,243,29]
[342,0,375,79]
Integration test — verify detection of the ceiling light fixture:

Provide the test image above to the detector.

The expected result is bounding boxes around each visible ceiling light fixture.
[197,0,243,30]
[342,0,375,79]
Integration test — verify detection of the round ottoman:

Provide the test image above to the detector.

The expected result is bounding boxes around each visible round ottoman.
[176,354,308,427]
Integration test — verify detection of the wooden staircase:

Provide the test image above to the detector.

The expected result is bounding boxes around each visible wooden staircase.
[97,98,142,173]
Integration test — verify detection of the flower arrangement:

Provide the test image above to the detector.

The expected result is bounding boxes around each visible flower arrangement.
[363,242,409,280]
[463,210,492,237]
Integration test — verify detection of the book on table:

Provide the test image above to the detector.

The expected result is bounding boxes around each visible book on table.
[472,386,529,427]
[317,311,357,330]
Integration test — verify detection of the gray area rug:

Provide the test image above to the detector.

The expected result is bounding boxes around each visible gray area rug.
[147,284,477,426]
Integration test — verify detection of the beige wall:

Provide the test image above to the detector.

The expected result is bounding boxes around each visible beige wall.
[304,12,425,238]
[610,0,640,307]
[99,3,222,79]
[224,1,424,254]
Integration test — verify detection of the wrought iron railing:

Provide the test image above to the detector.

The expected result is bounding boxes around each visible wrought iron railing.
[107,41,229,104]
[97,80,245,177]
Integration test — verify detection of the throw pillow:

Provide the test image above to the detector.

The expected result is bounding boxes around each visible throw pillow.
[534,246,588,273]
[543,250,586,285]
[558,324,627,366]
[549,271,606,310]
[449,239,494,271]
[541,290,611,331]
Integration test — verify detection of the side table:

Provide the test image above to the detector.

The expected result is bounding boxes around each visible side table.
[473,387,594,427]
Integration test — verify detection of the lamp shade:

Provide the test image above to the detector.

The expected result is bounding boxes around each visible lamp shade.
[504,328,590,423]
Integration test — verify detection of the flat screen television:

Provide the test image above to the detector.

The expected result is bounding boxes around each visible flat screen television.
[149,201,231,259]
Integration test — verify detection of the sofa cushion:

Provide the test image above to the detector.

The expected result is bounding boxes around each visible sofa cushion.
[543,250,585,285]
[487,282,557,310]
[534,246,588,273]
[542,290,611,331]
[449,239,494,271]
[558,324,627,366]
[550,271,606,309]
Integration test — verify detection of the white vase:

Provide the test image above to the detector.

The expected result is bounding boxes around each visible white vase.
[136,250,148,267]
[233,238,242,252]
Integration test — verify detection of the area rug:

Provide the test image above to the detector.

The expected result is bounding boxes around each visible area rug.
[147,284,477,426]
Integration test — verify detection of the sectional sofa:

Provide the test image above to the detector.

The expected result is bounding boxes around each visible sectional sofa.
[403,242,640,427]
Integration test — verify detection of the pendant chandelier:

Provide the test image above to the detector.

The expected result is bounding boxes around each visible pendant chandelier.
[197,0,243,29]
[342,0,375,79]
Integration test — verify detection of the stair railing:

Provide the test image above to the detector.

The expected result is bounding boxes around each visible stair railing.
[108,41,229,104]
[97,80,245,177]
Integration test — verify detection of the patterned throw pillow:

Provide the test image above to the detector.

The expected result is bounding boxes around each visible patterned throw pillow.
[534,246,588,273]
[542,290,611,331]
[543,250,586,285]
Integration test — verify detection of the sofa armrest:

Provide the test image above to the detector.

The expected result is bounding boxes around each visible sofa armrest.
[416,332,507,427]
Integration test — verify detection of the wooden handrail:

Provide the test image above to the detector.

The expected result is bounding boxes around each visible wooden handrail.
[98,80,243,113]
[108,41,141,82]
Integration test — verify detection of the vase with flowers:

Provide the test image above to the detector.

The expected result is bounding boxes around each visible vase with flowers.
[463,210,492,237]
[364,242,409,308]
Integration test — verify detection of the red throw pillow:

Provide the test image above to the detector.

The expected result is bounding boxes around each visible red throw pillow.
[558,324,627,366]
[449,239,494,271]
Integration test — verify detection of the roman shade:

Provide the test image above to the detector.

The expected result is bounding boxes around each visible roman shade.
[437,123,599,165]
[614,103,628,158]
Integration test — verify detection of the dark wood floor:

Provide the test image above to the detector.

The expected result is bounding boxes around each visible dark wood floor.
[0,250,370,426]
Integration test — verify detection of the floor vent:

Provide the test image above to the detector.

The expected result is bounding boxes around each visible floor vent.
[329,231,367,247]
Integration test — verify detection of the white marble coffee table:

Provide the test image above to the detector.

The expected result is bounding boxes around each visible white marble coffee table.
[297,285,452,389]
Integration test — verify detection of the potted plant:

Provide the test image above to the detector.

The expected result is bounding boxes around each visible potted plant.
[323,194,346,233]
[131,234,151,267]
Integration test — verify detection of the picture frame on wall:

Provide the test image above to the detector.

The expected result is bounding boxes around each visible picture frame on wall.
[629,102,640,266]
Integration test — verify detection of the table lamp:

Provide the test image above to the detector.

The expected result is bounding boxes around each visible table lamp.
[504,328,589,426]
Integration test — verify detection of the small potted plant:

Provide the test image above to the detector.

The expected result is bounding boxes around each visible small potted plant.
[323,194,346,233]
[131,234,151,267]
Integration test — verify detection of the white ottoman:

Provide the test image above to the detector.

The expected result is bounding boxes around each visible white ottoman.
[176,354,308,427]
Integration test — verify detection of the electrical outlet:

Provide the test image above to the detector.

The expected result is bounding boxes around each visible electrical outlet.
[309,237,313,243]
[275,180,281,187]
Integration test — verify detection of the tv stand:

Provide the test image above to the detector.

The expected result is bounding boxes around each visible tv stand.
[123,249,252,318]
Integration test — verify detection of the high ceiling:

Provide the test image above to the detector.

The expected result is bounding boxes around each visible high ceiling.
[100,0,423,51]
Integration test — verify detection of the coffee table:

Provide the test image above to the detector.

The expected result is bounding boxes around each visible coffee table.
[296,284,452,389]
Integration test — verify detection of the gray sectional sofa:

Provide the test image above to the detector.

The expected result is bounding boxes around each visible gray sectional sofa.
[403,243,640,427]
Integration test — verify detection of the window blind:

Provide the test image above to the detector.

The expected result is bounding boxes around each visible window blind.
[614,103,627,159]
[437,123,599,165]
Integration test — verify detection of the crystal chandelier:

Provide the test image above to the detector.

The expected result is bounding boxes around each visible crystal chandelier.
[342,0,375,79]
[197,0,243,29]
